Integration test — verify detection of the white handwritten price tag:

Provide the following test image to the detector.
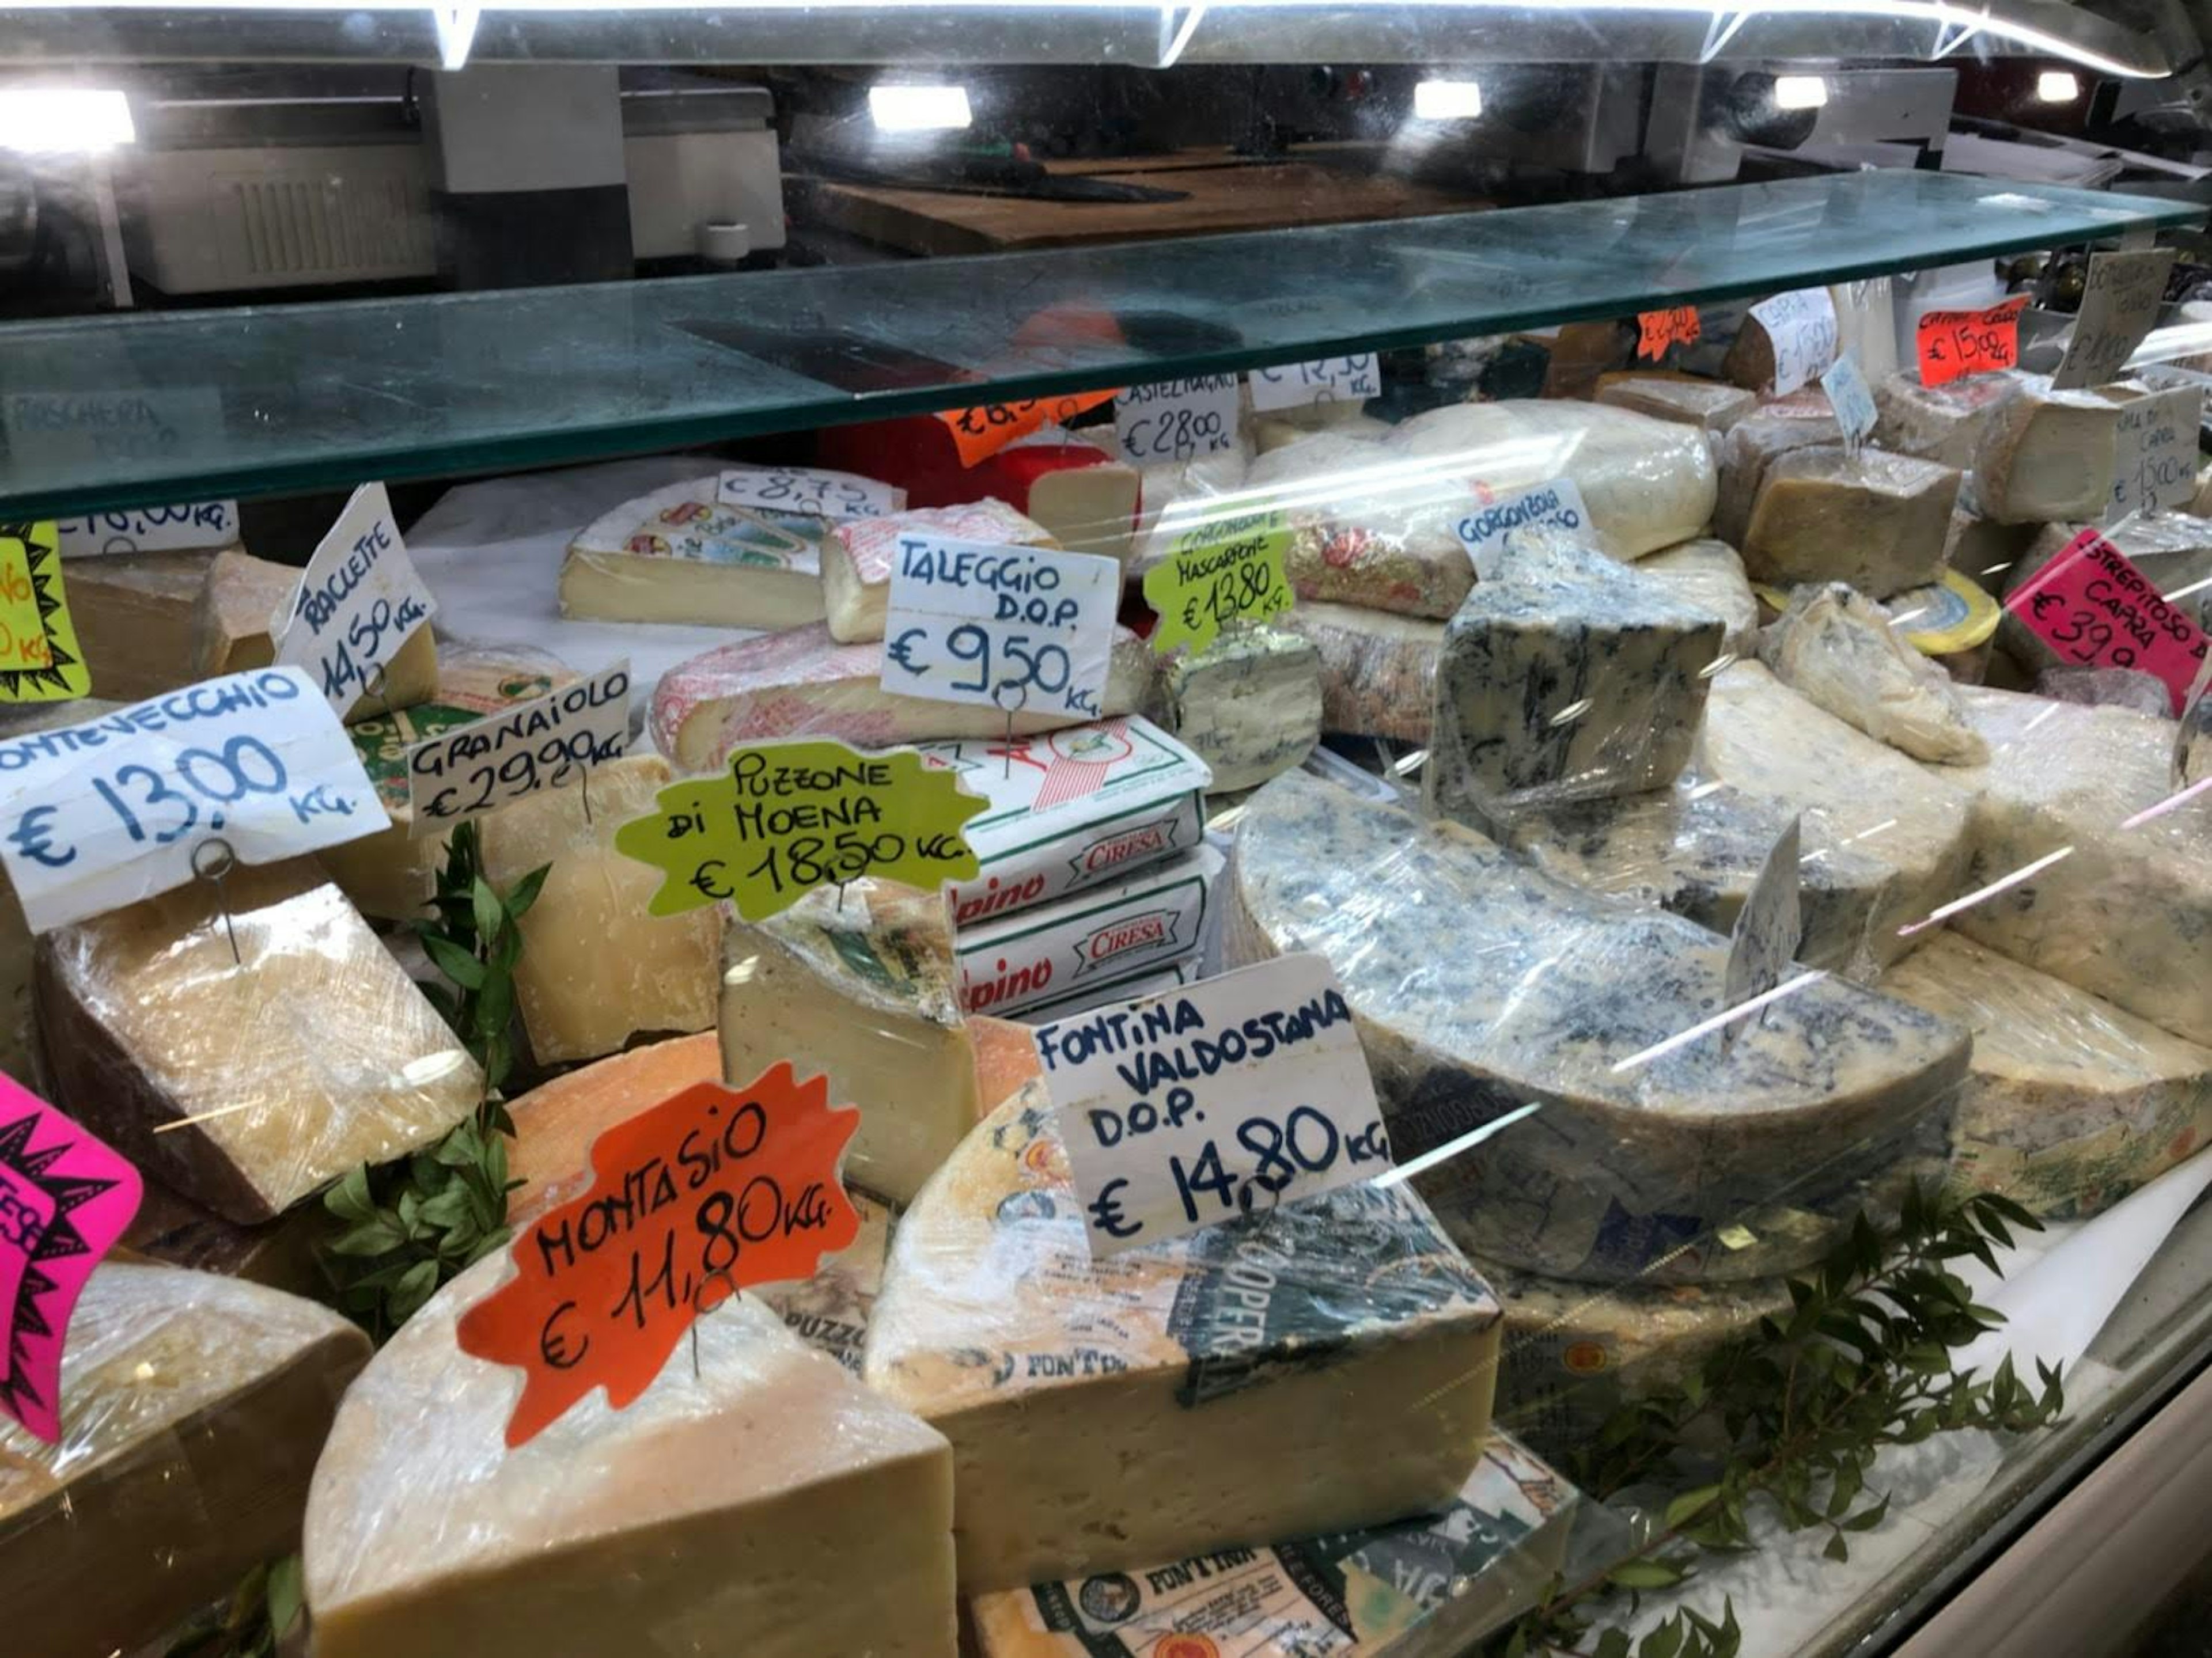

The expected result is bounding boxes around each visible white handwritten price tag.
[1248,353,1381,413]
[881,537,1118,722]
[275,483,435,716]
[2054,248,2176,392]
[717,466,904,522]
[1452,477,1592,581]
[1116,374,1240,464]
[1749,288,1839,397]
[1820,352,1878,456]
[1037,953,1393,1257]
[52,502,240,556]
[2109,385,2201,522]
[404,662,631,834]
[0,667,391,933]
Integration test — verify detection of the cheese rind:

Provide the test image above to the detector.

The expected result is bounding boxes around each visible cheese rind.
[35,859,482,1224]
[1758,582,1989,765]
[719,878,979,1206]
[1225,771,1971,1282]
[650,623,1155,771]
[1277,600,1444,742]
[823,499,1057,644]
[1,1264,369,1658]
[560,476,831,629]
[304,1255,956,1658]
[1161,624,1322,792]
[863,1080,1503,1593]
[1883,932,2212,1219]
[1742,446,1960,598]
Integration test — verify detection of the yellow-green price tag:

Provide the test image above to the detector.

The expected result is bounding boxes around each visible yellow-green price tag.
[0,522,90,702]
[1142,509,1294,655]
[613,738,987,921]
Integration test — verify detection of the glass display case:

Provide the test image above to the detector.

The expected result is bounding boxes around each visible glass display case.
[2,10,2210,1658]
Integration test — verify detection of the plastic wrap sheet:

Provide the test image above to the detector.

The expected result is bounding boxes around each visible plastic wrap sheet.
[558,475,834,630]
[1739,445,1960,598]
[1275,600,1442,743]
[820,498,1054,643]
[1714,411,1842,548]
[0,1262,368,1658]
[1638,536,1761,653]
[1872,368,2020,469]
[862,1079,1505,1592]
[1758,582,1989,765]
[1130,444,1253,575]
[35,858,482,1224]
[1882,932,2212,1219]
[303,1253,954,1658]
[1224,770,1970,1284]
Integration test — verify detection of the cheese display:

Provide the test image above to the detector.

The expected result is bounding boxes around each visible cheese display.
[918,715,1211,928]
[1758,582,1988,765]
[1940,687,2212,1046]
[1160,623,1323,791]
[1872,370,2018,468]
[1740,446,1960,597]
[560,476,835,628]
[188,548,296,678]
[1278,600,1444,742]
[477,753,720,1064]
[822,498,1056,643]
[1241,432,1478,619]
[1225,771,1970,1281]
[1383,400,1719,561]
[1,1264,369,1658]
[719,878,979,1205]
[650,622,1155,771]
[1972,375,2132,523]
[955,845,1224,1016]
[1883,933,2212,1219]
[971,1430,1577,1658]
[1595,374,1757,434]
[1638,536,1762,653]
[1714,411,1843,549]
[1427,531,1724,815]
[35,858,482,1224]
[319,646,572,921]
[303,1255,957,1658]
[863,1079,1504,1592]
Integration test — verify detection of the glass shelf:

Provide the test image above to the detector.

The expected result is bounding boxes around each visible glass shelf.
[0,169,2200,521]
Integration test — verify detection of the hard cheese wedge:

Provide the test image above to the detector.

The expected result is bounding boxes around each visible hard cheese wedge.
[970,1429,1577,1658]
[61,549,227,703]
[1883,932,2212,1219]
[1594,374,1757,434]
[1278,601,1444,742]
[719,878,979,1206]
[1873,370,2018,469]
[863,1079,1503,1593]
[823,498,1056,644]
[1714,411,1842,549]
[189,548,298,677]
[36,858,482,1223]
[1225,771,1970,1283]
[0,1264,369,1658]
[477,753,721,1065]
[1972,375,2133,524]
[1638,536,1761,654]
[1161,623,1322,792]
[651,623,1156,772]
[304,1255,956,1658]
[560,476,832,629]
[1741,446,1961,598]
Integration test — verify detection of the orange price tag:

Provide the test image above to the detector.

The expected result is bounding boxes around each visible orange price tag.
[936,388,1120,468]
[1635,306,1701,362]
[456,1065,861,1448]
[1916,296,2029,388]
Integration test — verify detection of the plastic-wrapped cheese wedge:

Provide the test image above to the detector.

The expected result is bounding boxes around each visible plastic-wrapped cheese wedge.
[1238,431,1478,620]
[1,1263,369,1658]
[1638,536,1761,654]
[477,753,720,1064]
[1741,446,1961,598]
[1713,411,1841,549]
[1972,375,2133,523]
[63,550,231,703]
[35,858,482,1224]
[1758,582,1988,765]
[1224,771,1971,1283]
[821,498,1056,644]
[650,623,1156,772]
[1161,623,1322,791]
[1883,932,2212,1219]
[1594,373,1758,435]
[1935,688,2212,1046]
[1278,601,1444,742]
[1872,369,2020,469]
[559,475,836,629]
[720,878,979,1206]
[970,1429,1578,1658]
[304,1254,957,1658]
[863,1078,1503,1593]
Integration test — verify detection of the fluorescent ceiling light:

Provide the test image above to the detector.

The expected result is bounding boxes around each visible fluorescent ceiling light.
[869,84,971,132]
[1413,78,1483,120]
[1773,74,1829,110]
[0,88,134,154]
[2037,70,2081,102]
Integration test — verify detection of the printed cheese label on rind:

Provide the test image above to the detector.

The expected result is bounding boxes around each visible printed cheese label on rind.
[717,466,904,522]
[1037,953,1393,1257]
[1248,353,1381,412]
[1116,375,1241,465]
[0,1076,144,1444]
[52,501,241,556]
[1750,289,1840,397]
[0,666,393,934]
[882,536,1119,723]
[2005,528,2210,712]
[2052,248,2177,392]
[275,482,437,714]
[0,522,91,703]
[404,661,631,834]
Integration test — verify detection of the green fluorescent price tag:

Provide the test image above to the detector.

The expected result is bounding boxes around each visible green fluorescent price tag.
[1142,509,1295,655]
[612,738,987,921]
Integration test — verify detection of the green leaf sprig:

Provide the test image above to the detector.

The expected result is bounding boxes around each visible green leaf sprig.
[161,1553,303,1658]
[1489,1185,2065,1658]
[320,820,550,1340]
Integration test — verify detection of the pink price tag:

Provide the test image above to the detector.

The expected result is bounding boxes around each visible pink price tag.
[0,1077,142,1444]
[2005,529,2212,714]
